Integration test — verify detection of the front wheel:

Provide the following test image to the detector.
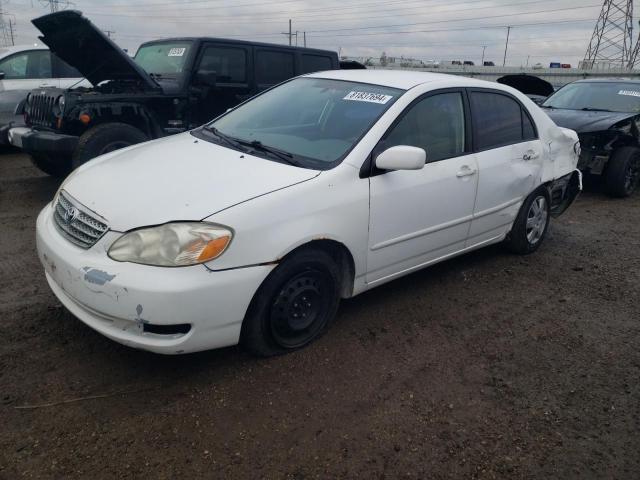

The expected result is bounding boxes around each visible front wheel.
[72,123,148,170]
[241,249,341,357]
[505,188,551,255]
[605,146,640,197]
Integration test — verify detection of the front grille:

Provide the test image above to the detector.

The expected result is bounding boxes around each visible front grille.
[53,191,108,249]
[26,92,56,128]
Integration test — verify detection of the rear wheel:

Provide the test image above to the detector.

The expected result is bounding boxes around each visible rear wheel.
[505,187,551,255]
[241,249,341,357]
[30,153,72,178]
[72,122,148,170]
[605,146,640,197]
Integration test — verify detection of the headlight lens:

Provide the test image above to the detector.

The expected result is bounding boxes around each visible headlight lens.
[108,222,232,267]
[57,95,65,113]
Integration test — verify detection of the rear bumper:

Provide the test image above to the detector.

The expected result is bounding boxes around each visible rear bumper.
[5,126,78,155]
[550,169,582,217]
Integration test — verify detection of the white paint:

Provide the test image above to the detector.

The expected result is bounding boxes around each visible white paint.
[36,70,580,354]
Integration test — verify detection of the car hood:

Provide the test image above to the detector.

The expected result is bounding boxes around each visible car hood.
[32,10,158,90]
[62,133,321,232]
[497,74,554,97]
[544,108,637,133]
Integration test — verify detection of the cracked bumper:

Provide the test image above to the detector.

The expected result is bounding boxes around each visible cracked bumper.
[36,203,274,354]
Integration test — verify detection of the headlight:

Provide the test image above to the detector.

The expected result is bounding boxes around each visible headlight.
[57,95,65,112]
[25,93,31,105]
[108,222,232,267]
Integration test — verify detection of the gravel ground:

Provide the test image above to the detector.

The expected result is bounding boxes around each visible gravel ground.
[1,152,639,479]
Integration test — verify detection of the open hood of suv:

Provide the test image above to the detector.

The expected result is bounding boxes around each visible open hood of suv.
[32,10,159,90]
[497,74,554,97]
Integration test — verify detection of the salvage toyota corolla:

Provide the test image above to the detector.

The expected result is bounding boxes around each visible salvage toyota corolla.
[37,70,582,356]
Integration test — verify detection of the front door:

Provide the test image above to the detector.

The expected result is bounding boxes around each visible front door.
[367,90,479,284]
[192,43,252,125]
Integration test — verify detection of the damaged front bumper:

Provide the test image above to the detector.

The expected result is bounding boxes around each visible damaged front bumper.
[36,203,274,354]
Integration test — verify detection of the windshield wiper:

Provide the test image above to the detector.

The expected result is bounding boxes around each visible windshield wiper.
[581,107,612,112]
[202,126,248,152]
[235,139,300,166]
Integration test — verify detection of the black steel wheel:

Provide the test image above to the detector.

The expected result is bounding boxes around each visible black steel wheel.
[241,249,341,356]
[605,146,640,198]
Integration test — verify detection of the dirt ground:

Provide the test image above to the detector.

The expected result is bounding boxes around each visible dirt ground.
[0,152,639,479]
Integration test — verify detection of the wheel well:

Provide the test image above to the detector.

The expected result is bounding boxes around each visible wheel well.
[280,240,356,298]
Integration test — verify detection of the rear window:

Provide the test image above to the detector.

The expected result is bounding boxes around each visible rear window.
[256,50,294,85]
[301,54,333,74]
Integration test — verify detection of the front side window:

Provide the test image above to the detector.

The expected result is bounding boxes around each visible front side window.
[384,92,466,162]
[542,82,640,113]
[197,46,247,84]
[134,41,192,78]
[470,91,526,150]
[256,50,294,85]
[200,78,403,168]
[0,50,51,79]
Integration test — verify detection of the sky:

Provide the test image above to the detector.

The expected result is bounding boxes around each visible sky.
[0,0,629,67]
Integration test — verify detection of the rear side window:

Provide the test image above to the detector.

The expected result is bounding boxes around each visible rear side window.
[198,46,247,83]
[470,91,536,150]
[301,54,333,74]
[256,50,294,85]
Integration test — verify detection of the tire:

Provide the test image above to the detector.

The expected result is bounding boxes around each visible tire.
[505,187,551,255]
[30,153,72,178]
[241,249,341,357]
[72,122,148,170]
[605,146,640,198]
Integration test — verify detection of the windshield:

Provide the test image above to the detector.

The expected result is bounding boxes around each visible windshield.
[134,41,192,77]
[543,82,640,113]
[202,77,402,168]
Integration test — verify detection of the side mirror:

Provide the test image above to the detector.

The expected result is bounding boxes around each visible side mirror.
[195,71,217,87]
[0,72,5,80]
[375,145,426,171]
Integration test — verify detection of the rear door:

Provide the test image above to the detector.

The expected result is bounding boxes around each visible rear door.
[367,89,479,284]
[254,48,295,92]
[467,89,544,246]
[192,43,252,124]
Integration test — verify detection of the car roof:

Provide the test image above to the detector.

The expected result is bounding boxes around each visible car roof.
[137,37,336,56]
[304,69,503,90]
[0,44,48,58]
[573,78,640,84]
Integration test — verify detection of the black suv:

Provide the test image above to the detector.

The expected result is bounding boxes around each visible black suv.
[2,11,339,176]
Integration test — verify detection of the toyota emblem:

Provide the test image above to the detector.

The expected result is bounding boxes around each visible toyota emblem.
[64,206,79,224]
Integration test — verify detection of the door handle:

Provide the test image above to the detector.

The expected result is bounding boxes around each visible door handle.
[523,151,540,161]
[456,165,477,177]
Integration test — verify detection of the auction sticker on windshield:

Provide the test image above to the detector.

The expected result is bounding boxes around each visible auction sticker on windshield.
[618,90,640,97]
[343,91,393,104]
[168,48,186,57]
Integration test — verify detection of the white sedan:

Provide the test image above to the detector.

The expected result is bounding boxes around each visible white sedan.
[36,70,581,356]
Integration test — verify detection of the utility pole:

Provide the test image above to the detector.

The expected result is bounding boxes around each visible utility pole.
[481,45,486,65]
[104,29,115,38]
[526,55,530,67]
[304,31,307,47]
[281,19,293,45]
[503,26,511,67]
[8,17,14,45]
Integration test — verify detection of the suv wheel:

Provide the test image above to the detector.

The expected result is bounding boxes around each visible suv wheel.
[30,153,72,178]
[241,249,341,357]
[605,146,640,197]
[505,187,551,255]
[72,123,148,169]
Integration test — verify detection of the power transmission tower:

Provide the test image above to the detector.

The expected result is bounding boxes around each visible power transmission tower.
[628,20,640,68]
[583,0,634,69]
[0,1,12,47]
[40,0,70,13]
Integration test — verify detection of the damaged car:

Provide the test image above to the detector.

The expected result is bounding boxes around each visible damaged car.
[36,71,581,356]
[1,10,339,177]
[542,79,640,197]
